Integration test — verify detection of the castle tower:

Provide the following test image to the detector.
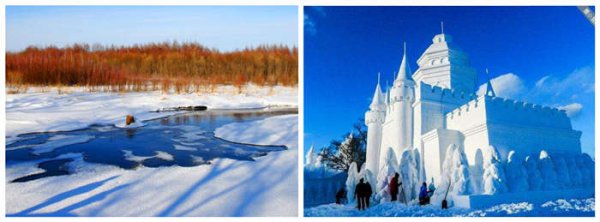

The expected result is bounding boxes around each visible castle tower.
[411,33,477,93]
[365,73,386,176]
[382,43,415,162]
[412,32,478,156]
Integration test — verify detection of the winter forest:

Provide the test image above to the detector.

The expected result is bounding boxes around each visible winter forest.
[6,42,298,93]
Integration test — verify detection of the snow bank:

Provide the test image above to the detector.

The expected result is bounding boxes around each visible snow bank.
[7,114,298,216]
[305,197,595,217]
[6,85,297,143]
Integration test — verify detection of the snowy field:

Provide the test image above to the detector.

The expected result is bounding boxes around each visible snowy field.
[5,86,298,216]
[305,198,595,217]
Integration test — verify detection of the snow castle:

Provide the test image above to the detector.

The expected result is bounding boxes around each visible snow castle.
[364,32,594,206]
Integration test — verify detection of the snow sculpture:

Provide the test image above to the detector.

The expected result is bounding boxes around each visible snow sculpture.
[505,150,529,192]
[565,156,583,188]
[538,150,558,190]
[524,155,543,191]
[361,31,587,201]
[552,155,571,189]
[576,153,595,187]
[375,148,398,203]
[399,149,419,201]
[482,145,507,195]
[305,145,317,169]
[450,146,474,195]
[345,162,359,202]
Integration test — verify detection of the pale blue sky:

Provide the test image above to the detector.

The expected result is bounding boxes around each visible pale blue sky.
[6,6,298,52]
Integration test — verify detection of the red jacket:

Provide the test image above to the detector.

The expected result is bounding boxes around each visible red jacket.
[389,177,399,194]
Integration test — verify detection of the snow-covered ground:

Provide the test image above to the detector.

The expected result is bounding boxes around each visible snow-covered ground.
[305,198,595,217]
[5,86,298,216]
[6,85,296,143]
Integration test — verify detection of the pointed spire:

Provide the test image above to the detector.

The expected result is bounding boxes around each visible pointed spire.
[369,72,385,110]
[395,42,410,82]
[441,21,444,34]
[485,68,496,97]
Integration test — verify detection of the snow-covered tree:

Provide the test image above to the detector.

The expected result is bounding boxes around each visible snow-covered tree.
[505,150,528,192]
[524,155,542,191]
[538,150,558,190]
[482,145,508,195]
[565,156,583,188]
[375,148,398,203]
[320,131,366,171]
[552,155,571,189]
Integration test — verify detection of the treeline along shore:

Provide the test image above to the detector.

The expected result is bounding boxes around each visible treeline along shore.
[6,42,298,93]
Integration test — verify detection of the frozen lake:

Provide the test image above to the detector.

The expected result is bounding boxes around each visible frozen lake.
[6,108,297,183]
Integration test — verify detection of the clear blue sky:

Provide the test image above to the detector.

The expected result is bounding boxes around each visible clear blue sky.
[304,6,595,158]
[6,6,298,52]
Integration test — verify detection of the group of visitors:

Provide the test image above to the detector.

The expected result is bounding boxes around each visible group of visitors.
[335,172,437,210]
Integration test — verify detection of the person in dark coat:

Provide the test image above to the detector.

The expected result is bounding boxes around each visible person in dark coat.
[354,178,367,210]
[364,181,373,208]
[419,182,428,205]
[389,173,402,202]
[336,187,346,204]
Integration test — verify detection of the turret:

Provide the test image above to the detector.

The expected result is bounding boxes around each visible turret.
[365,73,386,176]
[388,43,415,161]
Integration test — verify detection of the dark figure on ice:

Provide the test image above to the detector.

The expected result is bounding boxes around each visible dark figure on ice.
[364,180,373,208]
[355,178,369,210]
[336,187,347,204]
[419,182,429,205]
[389,173,402,202]
[354,179,366,210]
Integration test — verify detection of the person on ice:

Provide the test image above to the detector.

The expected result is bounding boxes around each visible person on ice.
[389,173,402,202]
[336,187,347,204]
[364,180,373,208]
[354,178,367,210]
[419,182,429,205]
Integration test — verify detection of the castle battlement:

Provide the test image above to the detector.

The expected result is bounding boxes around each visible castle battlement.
[446,95,571,130]
[487,96,565,116]
[418,82,476,104]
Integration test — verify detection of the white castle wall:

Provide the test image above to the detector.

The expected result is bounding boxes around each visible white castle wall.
[420,128,462,183]
[445,95,582,165]
[413,83,476,152]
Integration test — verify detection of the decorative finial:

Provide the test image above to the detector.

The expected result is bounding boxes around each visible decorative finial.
[441,21,444,34]
[403,41,407,55]
[485,68,496,97]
